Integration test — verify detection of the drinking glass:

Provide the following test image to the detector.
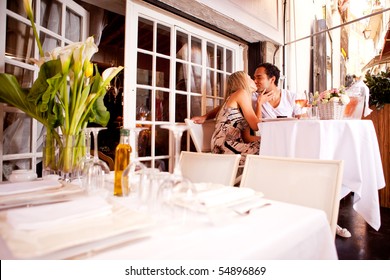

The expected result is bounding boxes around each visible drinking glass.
[81,127,110,195]
[157,123,197,223]
[78,127,94,174]
[121,127,147,196]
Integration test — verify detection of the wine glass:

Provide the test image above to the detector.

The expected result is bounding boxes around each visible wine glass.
[157,123,197,224]
[81,127,110,195]
[121,127,147,196]
[78,127,94,175]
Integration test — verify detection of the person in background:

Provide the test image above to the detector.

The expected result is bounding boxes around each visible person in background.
[254,63,301,118]
[345,74,372,117]
[211,71,261,166]
[191,63,299,124]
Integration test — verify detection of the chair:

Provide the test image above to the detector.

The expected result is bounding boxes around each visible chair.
[184,118,216,153]
[179,151,241,186]
[239,155,344,237]
[184,118,244,185]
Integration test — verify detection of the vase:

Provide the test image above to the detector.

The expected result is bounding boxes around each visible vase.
[42,132,85,182]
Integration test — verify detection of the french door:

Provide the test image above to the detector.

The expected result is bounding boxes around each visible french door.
[124,0,244,172]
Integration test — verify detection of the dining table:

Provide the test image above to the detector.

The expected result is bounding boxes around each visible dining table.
[258,119,386,230]
[0,180,338,260]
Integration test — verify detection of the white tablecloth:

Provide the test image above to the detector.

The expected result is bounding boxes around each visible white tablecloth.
[89,199,337,260]
[0,186,337,260]
[258,119,386,230]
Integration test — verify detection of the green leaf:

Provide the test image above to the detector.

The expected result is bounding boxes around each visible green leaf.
[0,73,49,127]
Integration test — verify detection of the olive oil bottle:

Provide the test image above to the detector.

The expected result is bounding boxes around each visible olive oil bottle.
[114,128,131,196]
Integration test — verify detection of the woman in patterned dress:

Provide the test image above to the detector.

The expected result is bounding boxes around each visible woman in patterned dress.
[211,71,263,166]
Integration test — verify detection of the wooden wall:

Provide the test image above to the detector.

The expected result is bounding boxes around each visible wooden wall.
[364,105,390,208]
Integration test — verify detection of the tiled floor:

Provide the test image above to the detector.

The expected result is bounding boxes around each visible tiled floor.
[335,193,390,260]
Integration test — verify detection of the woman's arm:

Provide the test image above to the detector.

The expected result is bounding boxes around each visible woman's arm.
[234,89,261,131]
[242,127,260,143]
[191,105,221,124]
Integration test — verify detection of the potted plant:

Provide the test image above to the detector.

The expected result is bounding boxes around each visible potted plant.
[364,70,390,110]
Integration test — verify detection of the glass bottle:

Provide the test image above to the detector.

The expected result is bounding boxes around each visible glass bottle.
[114,128,132,196]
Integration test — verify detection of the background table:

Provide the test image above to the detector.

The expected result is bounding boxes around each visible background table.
[258,119,386,230]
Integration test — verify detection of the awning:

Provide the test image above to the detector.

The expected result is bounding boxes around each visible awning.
[362,51,390,71]
[380,29,390,58]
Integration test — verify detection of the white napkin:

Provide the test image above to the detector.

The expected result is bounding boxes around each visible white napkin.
[6,196,112,230]
[197,186,257,207]
[0,180,62,196]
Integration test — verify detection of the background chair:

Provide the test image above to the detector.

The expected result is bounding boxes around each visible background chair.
[180,151,241,186]
[185,118,244,185]
[239,154,344,237]
[184,118,216,153]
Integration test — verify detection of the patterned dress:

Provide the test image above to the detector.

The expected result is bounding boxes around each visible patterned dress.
[211,104,260,166]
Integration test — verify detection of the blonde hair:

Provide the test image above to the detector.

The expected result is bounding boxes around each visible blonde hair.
[225,71,252,99]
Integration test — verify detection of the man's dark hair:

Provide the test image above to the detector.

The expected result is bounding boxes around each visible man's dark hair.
[256,63,280,87]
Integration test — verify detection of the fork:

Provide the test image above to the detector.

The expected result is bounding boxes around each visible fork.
[231,202,271,216]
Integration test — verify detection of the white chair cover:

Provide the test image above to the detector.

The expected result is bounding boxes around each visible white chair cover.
[239,155,344,237]
[180,151,241,186]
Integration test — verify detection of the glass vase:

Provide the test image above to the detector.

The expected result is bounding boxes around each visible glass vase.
[42,132,85,182]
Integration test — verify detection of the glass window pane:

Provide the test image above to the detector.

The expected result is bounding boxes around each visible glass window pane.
[191,65,202,94]
[206,69,214,96]
[136,88,151,120]
[176,31,188,60]
[207,42,214,68]
[191,37,202,64]
[41,0,62,35]
[217,46,224,70]
[190,95,202,118]
[156,91,169,121]
[5,64,34,88]
[217,72,224,98]
[138,128,151,157]
[137,53,152,85]
[155,126,169,157]
[7,0,28,17]
[6,17,35,65]
[138,17,153,51]
[66,8,81,41]
[175,93,188,122]
[156,57,170,88]
[3,113,32,155]
[176,62,187,91]
[157,24,170,55]
[40,32,61,53]
[226,49,233,73]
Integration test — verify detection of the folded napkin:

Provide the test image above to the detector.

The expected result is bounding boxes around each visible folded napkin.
[196,186,257,208]
[0,180,62,196]
[6,196,112,230]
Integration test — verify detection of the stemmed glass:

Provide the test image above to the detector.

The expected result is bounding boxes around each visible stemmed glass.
[78,127,94,175]
[81,127,110,195]
[121,127,147,196]
[157,123,197,223]
[295,91,309,117]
